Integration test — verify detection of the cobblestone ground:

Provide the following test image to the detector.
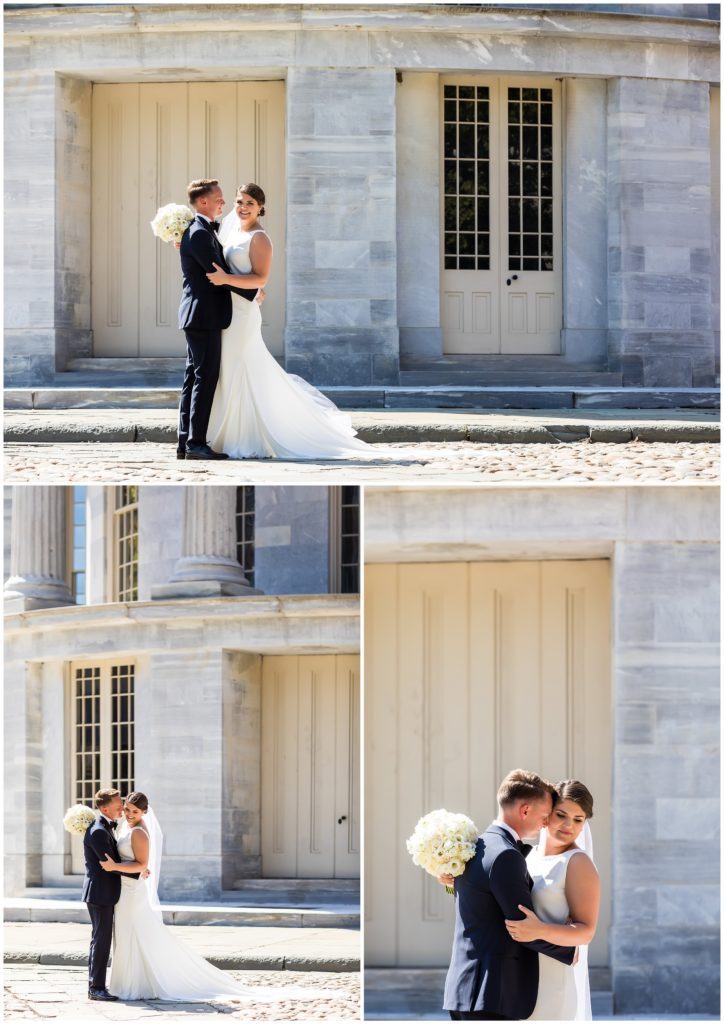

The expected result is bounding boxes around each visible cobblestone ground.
[4,440,720,483]
[3,964,359,1021]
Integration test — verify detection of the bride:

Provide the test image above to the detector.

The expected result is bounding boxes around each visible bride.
[99,791,336,1004]
[203,183,372,460]
[505,780,600,1021]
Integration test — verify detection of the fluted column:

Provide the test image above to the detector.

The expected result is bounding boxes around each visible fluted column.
[151,487,260,600]
[4,487,74,611]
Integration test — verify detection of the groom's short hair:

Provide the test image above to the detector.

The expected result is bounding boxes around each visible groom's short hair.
[497,770,553,808]
[188,178,219,204]
[94,788,120,809]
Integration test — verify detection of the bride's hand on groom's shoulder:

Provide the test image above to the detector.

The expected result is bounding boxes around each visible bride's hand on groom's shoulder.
[505,905,542,942]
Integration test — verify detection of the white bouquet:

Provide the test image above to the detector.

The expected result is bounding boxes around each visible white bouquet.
[150,203,194,244]
[63,803,96,836]
[406,808,479,894]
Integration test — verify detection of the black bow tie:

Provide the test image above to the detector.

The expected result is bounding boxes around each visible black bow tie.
[208,221,220,233]
[104,819,118,830]
[517,840,532,856]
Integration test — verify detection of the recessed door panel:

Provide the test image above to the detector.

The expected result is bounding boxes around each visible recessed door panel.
[365,560,611,968]
[92,82,285,358]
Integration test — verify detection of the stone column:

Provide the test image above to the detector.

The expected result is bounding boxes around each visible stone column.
[4,487,74,611]
[151,487,260,599]
[607,77,715,387]
[284,66,399,386]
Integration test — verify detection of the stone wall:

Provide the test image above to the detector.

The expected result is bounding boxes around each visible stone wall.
[607,77,715,386]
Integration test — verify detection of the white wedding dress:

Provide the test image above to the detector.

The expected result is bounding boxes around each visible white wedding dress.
[525,845,592,1021]
[206,227,372,460]
[108,820,336,1003]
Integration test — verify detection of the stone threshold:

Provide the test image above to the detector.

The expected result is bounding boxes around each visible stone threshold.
[4,896,358,929]
[4,385,720,412]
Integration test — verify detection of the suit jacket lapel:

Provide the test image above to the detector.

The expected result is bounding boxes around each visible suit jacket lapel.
[487,824,534,889]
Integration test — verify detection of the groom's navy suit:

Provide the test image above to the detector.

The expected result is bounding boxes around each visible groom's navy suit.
[443,825,575,1021]
[177,214,257,450]
[82,816,137,992]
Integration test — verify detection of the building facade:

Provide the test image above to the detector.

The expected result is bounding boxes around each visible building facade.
[364,483,719,1016]
[4,4,720,392]
[4,484,360,899]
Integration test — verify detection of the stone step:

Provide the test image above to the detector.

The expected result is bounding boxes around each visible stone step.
[5,385,719,412]
[399,370,623,386]
[5,895,358,929]
[364,969,614,1020]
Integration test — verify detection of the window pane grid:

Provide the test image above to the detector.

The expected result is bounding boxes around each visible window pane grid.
[71,486,87,605]
[111,665,135,795]
[340,486,360,594]
[114,486,138,602]
[235,487,255,587]
[72,663,135,808]
[443,84,490,271]
[74,666,101,804]
[507,86,554,272]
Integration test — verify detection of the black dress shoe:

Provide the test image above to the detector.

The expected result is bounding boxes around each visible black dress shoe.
[89,988,118,1001]
[185,444,229,461]
[176,448,186,460]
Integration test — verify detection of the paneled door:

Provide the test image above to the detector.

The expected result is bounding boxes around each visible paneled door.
[92,82,285,357]
[68,661,135,873]
[261,655,360,878]
[441,76,562,353]
[365,561,611,967]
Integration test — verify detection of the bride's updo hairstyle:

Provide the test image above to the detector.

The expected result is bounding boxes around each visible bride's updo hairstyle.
[237,183,266,217]
[125,791,149,813]
[553,780,593,819]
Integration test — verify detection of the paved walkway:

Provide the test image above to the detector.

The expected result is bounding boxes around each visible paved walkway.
[5,439,719,484]
[3,964,358,1021]
[4,921,359,972]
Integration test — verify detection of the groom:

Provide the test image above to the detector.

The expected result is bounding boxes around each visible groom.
[177,178,258,460]
[81,789,129,1000]
[441,769,575,1021]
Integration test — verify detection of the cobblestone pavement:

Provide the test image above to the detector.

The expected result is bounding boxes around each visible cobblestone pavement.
[3,964,359,1021]
[4,440,719,483]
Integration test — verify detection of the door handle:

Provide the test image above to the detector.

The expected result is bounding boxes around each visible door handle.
[337,815,347,824]
[506,274,519,286]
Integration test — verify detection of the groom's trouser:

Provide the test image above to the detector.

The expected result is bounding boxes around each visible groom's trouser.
[449,1013,513,1021]
[87,902,114,990]
[179,328,222,448]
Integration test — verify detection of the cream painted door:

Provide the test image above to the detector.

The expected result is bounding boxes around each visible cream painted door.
[365,561,611,967]
[441,76,562,353]
[92,82,285,358]
[261,655,360,878]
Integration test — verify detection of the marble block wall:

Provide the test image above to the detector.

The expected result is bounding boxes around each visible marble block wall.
[611,539,720,1015]
[284,67,399,385]
[222,652,262,887]
[607,77,716,386]
[135,649,226,900]
[255,486,332,595]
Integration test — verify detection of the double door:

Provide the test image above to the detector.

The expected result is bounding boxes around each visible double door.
[261,655,360,878]
[441,76,562,353]
[365,560,611,967]
[92,82,285,358]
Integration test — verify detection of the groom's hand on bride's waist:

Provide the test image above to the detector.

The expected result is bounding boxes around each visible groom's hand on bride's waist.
[141,869,151,879]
